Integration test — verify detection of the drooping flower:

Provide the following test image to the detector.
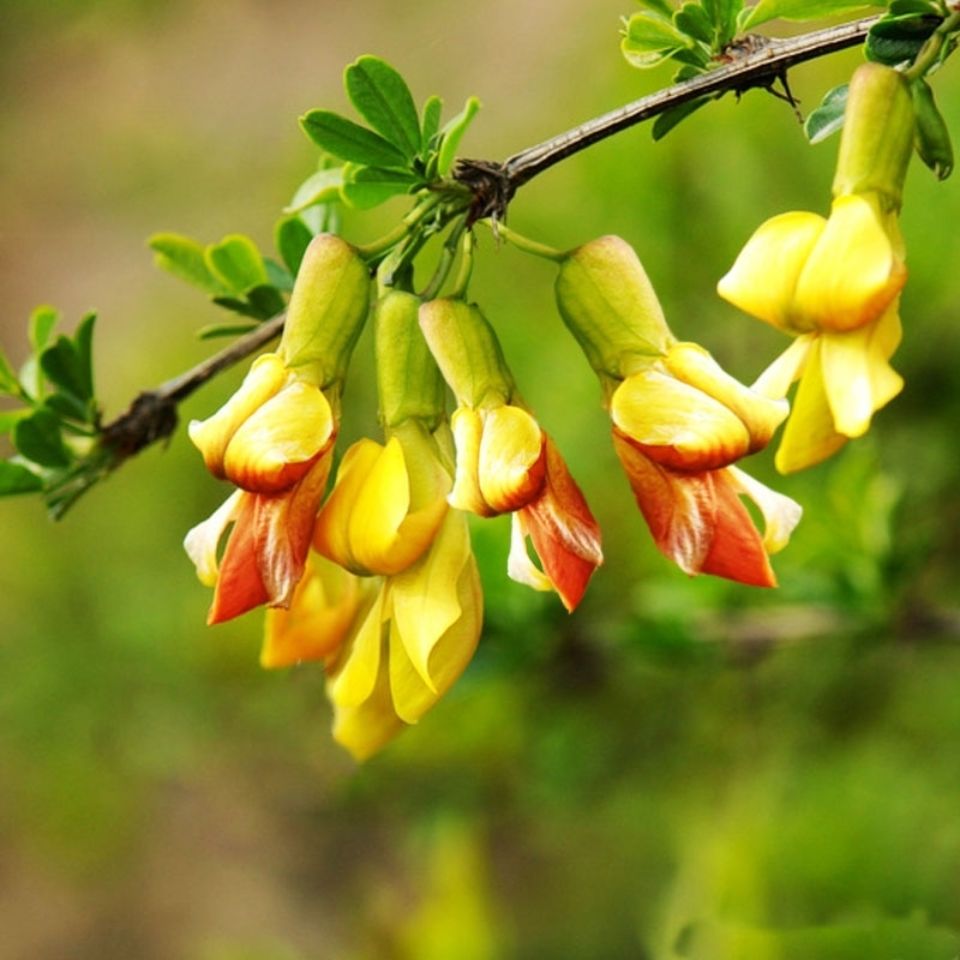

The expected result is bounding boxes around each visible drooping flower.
[419,297,602,611]
[717,63,915,472]
[555,236,801,585]
[184,234,371,622]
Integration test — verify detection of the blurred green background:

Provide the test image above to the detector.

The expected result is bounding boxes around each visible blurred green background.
[3,2,960,958]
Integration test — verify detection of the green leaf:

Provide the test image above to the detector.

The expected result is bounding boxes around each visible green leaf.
[437,96,481,176]
[420,95,443,152]
[740,0,885,31]
[703,0,743,46]
[635,0,674,14]
[341,165,419,210]
[652,95,712,139]
[205,234,269,295]
[0,459,43,495]
[622,12,695,68]
[804,83,849,144]
[197,320,261,340]
[149,233,228,295]
[300,109,409,167]
[41,338,89,406]
[866,13,941,66]
[912,78,954,179]
[0,348,20,394]
[889,0,941,14]
[675,3,714,45]
[284,167,345,215]
[275,216,314,275]
[245,284,287,319]
[345,56,421,159]
[29,305,59,353]
[14,408,71,468]
[73,313,96,401]
[264,258,293,293]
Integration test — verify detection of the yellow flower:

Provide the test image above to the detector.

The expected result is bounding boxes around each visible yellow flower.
[611,343,801,586]
[717,63,915,473]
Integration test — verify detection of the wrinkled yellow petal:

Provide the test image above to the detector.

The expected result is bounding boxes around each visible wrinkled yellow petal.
[326,585,386,708]
[752,335,814,400]
[717,211,825,333]
[665,342,788,451]
[261,554,371,668]
[774,338,847,474]
[188,353,286,477]
[794,194,906,333]
[448,407,489,514]
[183,490,243,586]
[611,368,751,470]
[819,308,904,438]
[223,381,334,493]
[726,465,803,555]
[389,509,472,690]
[477,405,546,512]
[388,548,482,725]
[330,656,405,762]
[313,439,385,571]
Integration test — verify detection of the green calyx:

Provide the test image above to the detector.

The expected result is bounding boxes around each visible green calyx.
[375,290,446,430]
[554,235,674,384]
[279,233,371,385]
[418,298,516,409]
[832,63,915,209]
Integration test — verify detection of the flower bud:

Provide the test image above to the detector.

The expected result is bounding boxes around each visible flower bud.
[280,233,371,384]
[555,235,674,382]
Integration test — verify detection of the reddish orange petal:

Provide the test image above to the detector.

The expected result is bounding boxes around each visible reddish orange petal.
[208,493,270,625]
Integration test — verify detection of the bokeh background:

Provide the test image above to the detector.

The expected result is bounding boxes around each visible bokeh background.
[3,2,960,958]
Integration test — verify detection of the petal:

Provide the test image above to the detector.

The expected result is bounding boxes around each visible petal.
[223,381,334,493]
[207,493,270,625]
[611,368,751,470]
[313,440,385,572]
[188,353,286,478]
[261,554,371,668]
[794,194,907,333]
[507,513,555,594]
[699,471,777,588]
[514,436,602,612]
[330,651,405,762]
[477,405,546,513]
[726,465,803,555]
[326,585,387,709]
[388,550,482,725]
[751,335,813,401]
[774,338,848,474]
[448,407,490,515]
[183,490,243,587]
[665,342,788,451]
[819,307,903,438]
[717,211,826,332]
[389,509,472,690]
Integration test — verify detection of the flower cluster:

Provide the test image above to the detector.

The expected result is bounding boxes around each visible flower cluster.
[183,64,920,759]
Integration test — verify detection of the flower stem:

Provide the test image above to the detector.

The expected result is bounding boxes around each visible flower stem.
[487,221,564,262]
[903,10,960,82]
[356,193,442,261]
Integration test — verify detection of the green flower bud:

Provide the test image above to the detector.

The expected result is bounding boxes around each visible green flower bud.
[833,63,914,208]
[280,233,371,385]
[554,235,674,383]
[418,298,516,409]
[912,77,954,181]
[374,290,446,430]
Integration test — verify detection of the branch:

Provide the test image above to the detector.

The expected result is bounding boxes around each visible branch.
[99,17,876,469]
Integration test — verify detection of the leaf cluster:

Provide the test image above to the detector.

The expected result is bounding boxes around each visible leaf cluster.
[1,308,108,516]
[297,55,480,212]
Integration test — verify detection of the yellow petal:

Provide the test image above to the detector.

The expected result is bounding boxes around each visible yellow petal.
[752,335,814,400]
[477,405,546,512]
[726,465,803,555]
[774,338,847,473]
[389,509,472,690]
[183,490,243,586]
[819,308,904,438]
[794,194,906,333]
[223,381,334,493]
[448,407,490,515]
[260,554,370,668]
[326,585,386,708]
[665,342,788,451]
[611,368,751,470]
[507,512,554,593]
[313,439,385,572]
[188,353,286,478]
[717,212,825,332]
[330,655,405,762]
[388,549,482,725]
